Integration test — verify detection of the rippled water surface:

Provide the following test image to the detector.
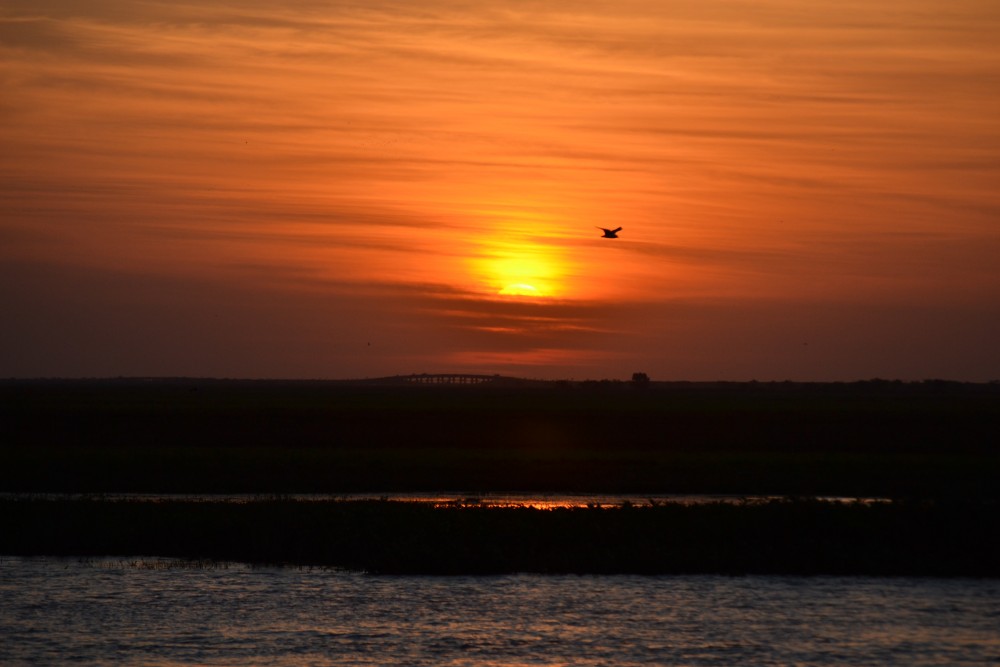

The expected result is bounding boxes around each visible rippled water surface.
[2,558,998,666]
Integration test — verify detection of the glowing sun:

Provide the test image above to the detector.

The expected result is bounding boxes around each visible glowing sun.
[474,240,565,298]
[499,283,539,296]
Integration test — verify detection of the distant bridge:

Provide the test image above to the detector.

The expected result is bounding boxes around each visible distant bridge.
[358,373,549,387]
[401,373,502,385]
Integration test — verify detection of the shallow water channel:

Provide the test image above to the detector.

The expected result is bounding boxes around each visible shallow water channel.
[2,492,887,508]
[2,557,997,666]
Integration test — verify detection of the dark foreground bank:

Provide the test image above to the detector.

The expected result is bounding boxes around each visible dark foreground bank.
[3,379,1000,498]
[3,498,998,576]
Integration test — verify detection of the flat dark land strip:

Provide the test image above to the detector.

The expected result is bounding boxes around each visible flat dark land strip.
[2,379,998,497]
[3,498,998,576]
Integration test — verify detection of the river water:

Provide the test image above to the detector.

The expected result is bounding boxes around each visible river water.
[0,492,888,508]
[2,558,997,666]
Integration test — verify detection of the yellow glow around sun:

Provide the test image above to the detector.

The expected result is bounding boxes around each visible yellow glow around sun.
[472,238,566,298]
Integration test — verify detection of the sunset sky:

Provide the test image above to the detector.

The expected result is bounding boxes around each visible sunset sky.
[2,0,999,380]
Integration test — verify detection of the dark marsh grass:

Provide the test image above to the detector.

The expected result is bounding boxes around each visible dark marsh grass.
[3,379,998,575]
[3,379,999,498]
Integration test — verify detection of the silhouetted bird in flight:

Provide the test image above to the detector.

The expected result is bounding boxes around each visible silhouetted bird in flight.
[597,226,622,238]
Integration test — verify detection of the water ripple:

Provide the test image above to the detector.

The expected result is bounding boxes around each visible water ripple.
[1,559,998,666]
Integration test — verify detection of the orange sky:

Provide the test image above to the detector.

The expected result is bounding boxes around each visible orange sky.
[2,0,999,380]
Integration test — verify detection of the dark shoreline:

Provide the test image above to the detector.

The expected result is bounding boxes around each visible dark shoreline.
[3,497,998,576]
[3,379,997,575]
